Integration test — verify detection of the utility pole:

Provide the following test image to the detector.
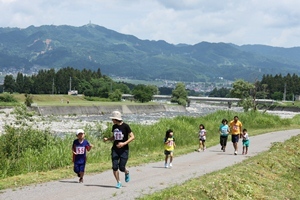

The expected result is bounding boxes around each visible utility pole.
[69,77,72,91]
[52,78,54,94]
[283,83,286,101]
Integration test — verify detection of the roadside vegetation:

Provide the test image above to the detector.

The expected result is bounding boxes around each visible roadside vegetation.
[0,106,300,193]
[139,133,300,200]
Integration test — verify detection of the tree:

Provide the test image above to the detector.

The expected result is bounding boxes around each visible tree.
[271,91,283,100]
[83,89,94,97]
[230,79,255,112]
[109,89,122,102]
[15,72,24,93]
[3,75,16,93]
[132,84,154,103]
[171,82,188,106]
[209,87,231,97]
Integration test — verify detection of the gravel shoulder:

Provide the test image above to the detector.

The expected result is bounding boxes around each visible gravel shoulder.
[1,129,299,200]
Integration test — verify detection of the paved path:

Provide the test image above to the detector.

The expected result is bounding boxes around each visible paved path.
[1,129,299,200]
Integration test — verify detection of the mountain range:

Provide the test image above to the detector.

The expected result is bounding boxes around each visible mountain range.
[0,23,299,82]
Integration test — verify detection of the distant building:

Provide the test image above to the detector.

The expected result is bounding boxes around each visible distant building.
[68,90,78,95]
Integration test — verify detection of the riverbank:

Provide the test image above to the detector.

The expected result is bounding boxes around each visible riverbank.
[30,104,187,116]
[0,103,298,135]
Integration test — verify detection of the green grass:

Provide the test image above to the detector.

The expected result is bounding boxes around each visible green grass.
[0,94,157,106]
[139,134,300,200]
[272,101,300,107]
[0,108,300,192]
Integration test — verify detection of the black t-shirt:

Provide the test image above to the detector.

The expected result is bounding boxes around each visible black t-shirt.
[111,122,132,150]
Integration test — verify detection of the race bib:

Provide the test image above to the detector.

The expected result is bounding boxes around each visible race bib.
[76,147,85,154]
[168,140,174,146]
[114,129,124,140]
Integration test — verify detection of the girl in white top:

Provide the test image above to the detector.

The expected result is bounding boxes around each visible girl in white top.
[197,124,207,152]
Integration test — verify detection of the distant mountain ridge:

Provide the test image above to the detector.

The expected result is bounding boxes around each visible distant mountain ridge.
[0,24,299,82]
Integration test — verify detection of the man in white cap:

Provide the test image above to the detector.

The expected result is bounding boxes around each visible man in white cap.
[104,111,135,189]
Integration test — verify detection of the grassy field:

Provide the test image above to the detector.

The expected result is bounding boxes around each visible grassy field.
[0,93,157,106]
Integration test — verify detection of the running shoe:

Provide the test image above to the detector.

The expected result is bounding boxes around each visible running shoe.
[169,163,172,167]
[164,163,168,168]
[79,178,83,183]
[116,182,122,189]
[234,151,237,155]
[125,172,130,182]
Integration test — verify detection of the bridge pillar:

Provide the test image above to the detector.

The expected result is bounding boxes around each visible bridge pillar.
[228,101,232,109]
[187,99,191,107]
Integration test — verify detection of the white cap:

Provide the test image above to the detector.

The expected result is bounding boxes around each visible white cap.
[76,129,85,135]
[109,111,122,121]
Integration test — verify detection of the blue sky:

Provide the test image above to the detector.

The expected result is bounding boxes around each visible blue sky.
[1,0,300,47]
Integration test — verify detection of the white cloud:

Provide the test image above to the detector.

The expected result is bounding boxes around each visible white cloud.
[0,0,300,47]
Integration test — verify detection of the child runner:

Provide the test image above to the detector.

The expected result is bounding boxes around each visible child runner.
[104,111,135,189]
[72,129,93,183]
[229,116,243,155]
[197,124,206,152]
[164,129,176,168]
[242,128,250,155]
[219,119,230,152]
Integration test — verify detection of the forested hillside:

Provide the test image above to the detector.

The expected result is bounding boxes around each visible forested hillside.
[1,24,300,82]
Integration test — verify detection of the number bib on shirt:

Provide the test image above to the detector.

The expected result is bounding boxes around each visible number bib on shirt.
[114,129,124,141]
[167,140,174,147]
[76,146,85,154]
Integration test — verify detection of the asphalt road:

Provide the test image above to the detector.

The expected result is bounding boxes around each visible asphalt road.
[0,129,299,200]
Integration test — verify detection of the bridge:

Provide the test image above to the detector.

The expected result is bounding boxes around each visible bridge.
[122,94,275,108]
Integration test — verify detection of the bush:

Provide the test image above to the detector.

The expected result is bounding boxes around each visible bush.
[0,93,18,102]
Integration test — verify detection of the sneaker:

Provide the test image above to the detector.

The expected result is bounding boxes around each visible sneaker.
[79,178,83,183]
[197,148,201,152]
[203,147,206,151]
[116,182,122,189]
[234,151,237,155]
[223,148,226,152]
[169,163,172,167]
[164,163,168,168]
[125,172,130,182]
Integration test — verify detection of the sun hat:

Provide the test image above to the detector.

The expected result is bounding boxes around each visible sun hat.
[76,129,85,135]
[109,110,123,121]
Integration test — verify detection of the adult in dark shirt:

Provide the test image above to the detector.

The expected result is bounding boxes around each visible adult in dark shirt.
[104,111,135,189]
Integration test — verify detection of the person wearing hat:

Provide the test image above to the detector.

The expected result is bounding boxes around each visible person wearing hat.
[72,129,93,183]
[104,111,135,189]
